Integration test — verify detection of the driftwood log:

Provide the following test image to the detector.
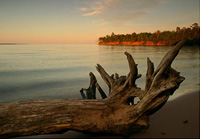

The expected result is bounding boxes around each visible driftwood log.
[0,40,186,138]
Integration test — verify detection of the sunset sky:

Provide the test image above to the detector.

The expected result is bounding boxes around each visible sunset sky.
[0,0,199,44]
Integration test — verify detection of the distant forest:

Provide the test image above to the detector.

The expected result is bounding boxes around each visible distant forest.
[98,23,199,46]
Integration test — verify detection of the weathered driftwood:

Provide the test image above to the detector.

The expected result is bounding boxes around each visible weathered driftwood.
[0,40,186,138]
[80,72,107,99]
[80,72,97,99]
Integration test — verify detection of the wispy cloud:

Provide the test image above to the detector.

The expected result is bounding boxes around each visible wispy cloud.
[79,7,88,11]
[82,1,106,16]
[79,0,164,25]
[83,10,101,16]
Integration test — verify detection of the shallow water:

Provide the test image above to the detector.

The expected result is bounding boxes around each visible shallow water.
[0,44,199,103]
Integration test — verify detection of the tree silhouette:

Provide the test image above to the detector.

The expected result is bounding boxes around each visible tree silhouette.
[98,23,200,46]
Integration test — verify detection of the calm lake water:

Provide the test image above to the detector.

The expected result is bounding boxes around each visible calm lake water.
[0,44,199,103]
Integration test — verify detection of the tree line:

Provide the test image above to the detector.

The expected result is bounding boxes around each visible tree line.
[98,23,199,46]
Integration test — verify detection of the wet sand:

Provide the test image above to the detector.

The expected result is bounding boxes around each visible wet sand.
[17,91,199,138]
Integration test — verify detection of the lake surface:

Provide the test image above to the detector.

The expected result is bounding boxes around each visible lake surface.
[0,44,199,103]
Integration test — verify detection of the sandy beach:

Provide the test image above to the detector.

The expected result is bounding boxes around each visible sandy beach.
[130,91,199,138]
[17,91,199,139]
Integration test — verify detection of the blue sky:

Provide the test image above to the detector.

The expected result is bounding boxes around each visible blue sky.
[0,0,199,43]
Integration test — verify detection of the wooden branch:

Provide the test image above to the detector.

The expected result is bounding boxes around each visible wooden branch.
[153,39,186,79]
[96,64,113,92]
[145,57,154,92]
[124,51,139,87]
[80,72,97,99]
[114,73,119,79]
[95,83,107,99]
[0,40,186,138]
[80,88,87,99]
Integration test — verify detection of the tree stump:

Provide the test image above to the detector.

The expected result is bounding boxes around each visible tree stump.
[0,40,186,138]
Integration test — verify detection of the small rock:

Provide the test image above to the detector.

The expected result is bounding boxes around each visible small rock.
[183,120,188,124]
[161,132,166,135]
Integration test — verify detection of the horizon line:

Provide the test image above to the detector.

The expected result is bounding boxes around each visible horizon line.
[0,42,97,45]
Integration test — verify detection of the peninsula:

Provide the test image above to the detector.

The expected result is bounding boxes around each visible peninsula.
[98,23,199,46]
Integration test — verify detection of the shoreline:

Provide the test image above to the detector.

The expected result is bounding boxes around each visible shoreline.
[98,41,166,46]
[17,90,199,138]
[98,38,199,46]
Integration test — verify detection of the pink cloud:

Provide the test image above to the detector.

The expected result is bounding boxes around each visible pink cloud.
[80,0,164,22]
